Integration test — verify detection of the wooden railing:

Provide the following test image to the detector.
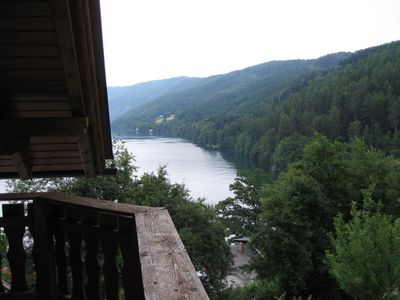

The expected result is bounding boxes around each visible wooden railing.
[0,193,147,300]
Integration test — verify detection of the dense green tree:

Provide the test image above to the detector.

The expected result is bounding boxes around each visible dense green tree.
[327,188,400,299]
[216,169,268,238]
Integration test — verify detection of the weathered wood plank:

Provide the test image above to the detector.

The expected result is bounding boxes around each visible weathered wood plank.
[30,150,80,158]
[7,92,69,102]
[0,17,54,31]
[0,58,62,70]
[82,210,101,300]
[119,215,145,299]
[6,111,72,118]
[30,136,77,144]
[29,144,79,152]
[3,204,28,292]
[0,45,60,58]
[67,207,86,300]
[100,213,120,300]
[0,80,66,92]
[0,2,52,17]
[32,164,83,172]
[0,31,57,45]
[32,199,58,299]
[52,205,70,297]
[137,210,209,299]
[7,101,70,111]
[0,70,64,81]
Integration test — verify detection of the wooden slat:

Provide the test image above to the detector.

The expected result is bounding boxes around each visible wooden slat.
[0,117,87,137]
[0,31,57,45]
[0,80,66,92]
[82,210,101,300]
[7,92,69,102]
[0,70,64,81]
[0,58,63,70]
[50,0,84,116]
[32,157,81,165]
[77,131,96,176]
[119,215,145,299]
[30,150,80,158]
[12,152,31,179]
[33,199,58,299]
[32,164,83,172]
[29,144,79,151]
[67,207,86,299]
[52,205,70,296]
[3,204,29,292]
[0,166,16,172]
[100,213,120,300]
[0,2,52,17]
[0,45,60,58]
[30,136,77,144]
[7,111,72,118]
[0,17,54,31]
[8,101,70,111]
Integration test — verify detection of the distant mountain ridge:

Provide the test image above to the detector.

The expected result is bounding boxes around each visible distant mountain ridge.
[111,52,350,132]
[107,76,201,121]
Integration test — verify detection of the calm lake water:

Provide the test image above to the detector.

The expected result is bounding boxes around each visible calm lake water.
[0,137,239,204]
[124,137,238,204]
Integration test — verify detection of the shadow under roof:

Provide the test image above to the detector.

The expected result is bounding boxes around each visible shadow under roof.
[0,0,114,179]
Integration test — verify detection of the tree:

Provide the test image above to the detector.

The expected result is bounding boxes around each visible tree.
[327,188,400,299]
[216,169,268,238]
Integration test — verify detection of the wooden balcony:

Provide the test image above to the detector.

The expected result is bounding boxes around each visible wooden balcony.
[0,192,208,300]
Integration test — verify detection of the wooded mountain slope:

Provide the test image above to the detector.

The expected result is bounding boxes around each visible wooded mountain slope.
[111,41,400,174]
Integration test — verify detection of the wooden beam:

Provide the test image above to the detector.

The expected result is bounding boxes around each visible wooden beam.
[12,152,31,179]
[50,0,84,116]
[0,117,88,137]
[77,130,96,176]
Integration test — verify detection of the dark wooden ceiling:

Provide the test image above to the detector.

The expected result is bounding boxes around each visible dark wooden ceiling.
[0,0,114,179]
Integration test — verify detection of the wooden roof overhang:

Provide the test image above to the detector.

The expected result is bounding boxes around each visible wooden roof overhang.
[0,0,114,179]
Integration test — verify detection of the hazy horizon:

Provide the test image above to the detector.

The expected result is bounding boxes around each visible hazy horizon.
[100,0,400,86]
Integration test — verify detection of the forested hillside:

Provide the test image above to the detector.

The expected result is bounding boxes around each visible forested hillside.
[107,76,201,121]
[111,52,349,132]
[112,41,400,175]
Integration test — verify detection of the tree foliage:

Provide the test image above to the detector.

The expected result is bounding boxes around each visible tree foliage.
[327,188,400,299]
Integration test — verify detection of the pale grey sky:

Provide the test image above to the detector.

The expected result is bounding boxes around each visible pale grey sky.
[100,0,400,86]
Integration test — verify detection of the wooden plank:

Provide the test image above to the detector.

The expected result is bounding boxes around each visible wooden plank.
[7,92,69,102]
[6,111,72,118]
[0,80,66,92]
[0,2,52,17]
[0,58,62,69]
[119,215,145,299]
[12,152,31,179]
[33,199,58,299]
[0,70,64,81]
[0,216,31,227]
[32,164,83,172]
[0,117,87,137]
[8,101,70,111]
[50,0,84,116]
[31,157,81,165]
[29,144,79,151]
[0,17,54,31]
[77,131,96,176]
[0,31,57,45]
[137,210,209,299]
[3,204,29,292]
[30,136,77,144]
[100,213,120,300]
[29,149,81,159]
[0,45,60,58]
[82,210,101,300]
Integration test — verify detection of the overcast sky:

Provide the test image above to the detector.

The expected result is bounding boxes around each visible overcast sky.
[100,0,400,87]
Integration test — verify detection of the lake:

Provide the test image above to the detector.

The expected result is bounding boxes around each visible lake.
[124,137,237,204]
[0,137,239,204]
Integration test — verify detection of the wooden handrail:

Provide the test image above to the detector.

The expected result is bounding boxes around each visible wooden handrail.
[0,192,164,215]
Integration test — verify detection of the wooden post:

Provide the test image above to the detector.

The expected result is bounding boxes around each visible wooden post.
[33,198,57,299]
